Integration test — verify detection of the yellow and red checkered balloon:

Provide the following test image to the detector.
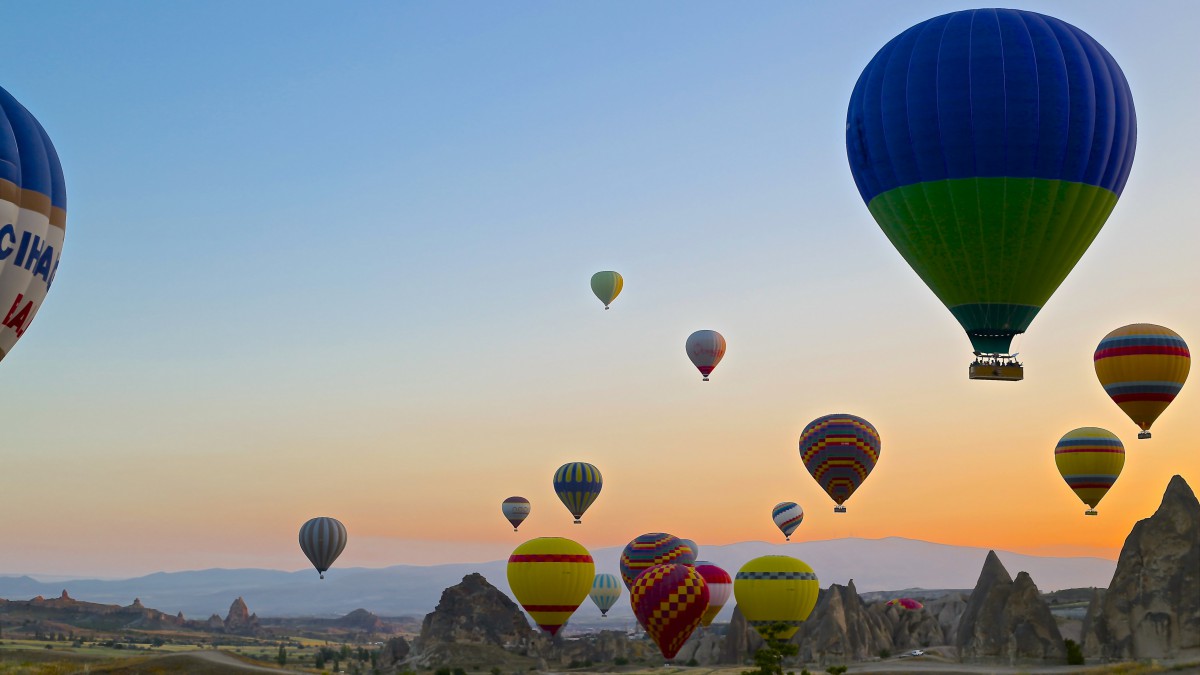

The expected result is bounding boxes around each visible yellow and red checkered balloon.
[630,563,709,660]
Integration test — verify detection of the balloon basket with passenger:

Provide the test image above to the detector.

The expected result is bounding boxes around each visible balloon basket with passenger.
[969,353,1023,381]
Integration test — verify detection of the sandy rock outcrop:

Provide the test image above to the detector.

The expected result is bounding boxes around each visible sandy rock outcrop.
[378,636,411,669]
[1082,475,1200,660]
[411,573,538,667]
[223,597,259,634]
[955,551,1064,662]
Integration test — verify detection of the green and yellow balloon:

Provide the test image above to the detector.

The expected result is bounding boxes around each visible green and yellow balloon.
[590,271,623,310]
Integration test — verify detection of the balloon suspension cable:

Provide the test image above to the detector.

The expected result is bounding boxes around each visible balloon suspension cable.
[1138,431,1151,439]
[702,376,709,382]
[574,518,582,524]
[319,573,325,580]
[785,536,790,541]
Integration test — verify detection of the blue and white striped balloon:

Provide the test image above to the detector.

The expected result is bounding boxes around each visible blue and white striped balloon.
[589,573,622,616]
[772,502,804,540]
[299,517,348,579]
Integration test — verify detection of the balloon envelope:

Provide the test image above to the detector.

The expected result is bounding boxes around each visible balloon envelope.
[1094,324,1190,437]
[1055,427,1125,514]
[631,564,709,660]
[678,539,699,561]
[589,573,622,616]
[799,414,881,511]
[0,86,68,363]
[299,517,348,579]
[695,562,733,627]
[886,598,924,611]
[501,496,531,531]
[590,271,623,309]
[846,9,1136,357]
[620,533,695,590]
[553,462,603,524]
[734,556,820,640]
[772,502,804,540]
[507,537,594,636]
[686,330,726,381]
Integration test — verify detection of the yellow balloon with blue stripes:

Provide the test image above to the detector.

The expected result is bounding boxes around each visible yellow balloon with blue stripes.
[553,462,603,524]
[733,556,819,640]
[1054,427,1124,516]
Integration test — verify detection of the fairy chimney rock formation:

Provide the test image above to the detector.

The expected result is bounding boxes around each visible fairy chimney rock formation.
[955,551,1065,661]
[1082,475,1200,659]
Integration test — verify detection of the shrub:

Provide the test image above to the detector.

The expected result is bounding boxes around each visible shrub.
[614,657,629,666]
[825,667,847,675]
[1065,639,1084,665]
[878,649,890,659]
[687,659,699,667]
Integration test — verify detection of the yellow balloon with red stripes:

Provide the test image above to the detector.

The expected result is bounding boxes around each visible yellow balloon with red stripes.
[1054,427,1125,516]
[733,556,819,640]
[507,537,594,636]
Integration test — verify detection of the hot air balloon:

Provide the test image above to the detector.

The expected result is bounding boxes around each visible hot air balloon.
[501,496,531,532]
[630,564,709,660]
[686,330,726,381]
[695,562,732,627]
[799,414,880,513]
[734,556,820,640]
[1094,324,1190,439]
[507,537,594,636]
[772,502,804,540]
[553,462,602,524]
[299,517,348,579]
[886,598,924,611]
[590,271,623,310]
[678,539,699,561]
[619,533,695,590]
[589,573,622,617]
[0,86,68,364]
[846,9,1136,381]
[1055,427,1125,516]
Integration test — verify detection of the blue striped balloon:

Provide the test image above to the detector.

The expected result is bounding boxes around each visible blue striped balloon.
[299,517,348,579]
[589,573,623,616]
[772,502,804,540]
[553,462,603,524]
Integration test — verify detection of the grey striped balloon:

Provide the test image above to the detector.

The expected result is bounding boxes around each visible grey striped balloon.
[299,517,348,579]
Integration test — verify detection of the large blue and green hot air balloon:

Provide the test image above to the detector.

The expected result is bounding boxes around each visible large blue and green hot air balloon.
[847,9,1136,380]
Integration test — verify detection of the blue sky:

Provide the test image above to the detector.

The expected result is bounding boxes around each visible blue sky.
[0,1,1197,576]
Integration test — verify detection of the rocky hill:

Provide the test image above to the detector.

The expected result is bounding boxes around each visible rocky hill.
[1082,475,1200,660]
[409,573,539,668]
[0,590,187,634]
[955,551,1064,662]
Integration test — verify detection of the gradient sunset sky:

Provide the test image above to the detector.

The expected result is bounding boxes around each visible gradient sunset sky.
[1,0,1197,579]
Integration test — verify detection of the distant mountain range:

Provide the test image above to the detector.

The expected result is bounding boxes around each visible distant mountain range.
[0,537,1115,621]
